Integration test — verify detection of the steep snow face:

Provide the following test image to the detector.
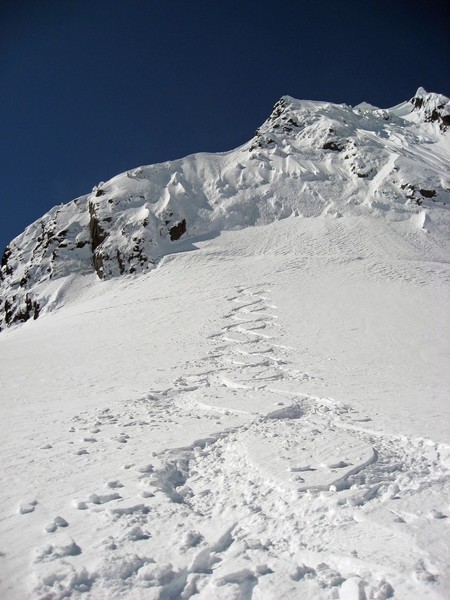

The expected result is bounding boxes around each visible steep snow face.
[1,88,449,330]
[0,216,449,599]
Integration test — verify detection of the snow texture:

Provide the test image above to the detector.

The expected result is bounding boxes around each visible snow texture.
[0,89,449,599]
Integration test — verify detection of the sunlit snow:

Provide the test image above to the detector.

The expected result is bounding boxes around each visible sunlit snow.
[1,89,449,599]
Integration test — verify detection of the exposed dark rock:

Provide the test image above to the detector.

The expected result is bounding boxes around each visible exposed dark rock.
[419,189,436,198]
[322,141,344,151]
[88,201,109,278]
[169,219,186,241]
[3,294,40,328]
[95,189,105,197]
[401,183,415,195]
[249,137,276,152]
[1,245,13,277]
[88,202,107,252]
[411,92,450,130]
[3,299,12,327]
[429,109,440,123]
[269,98,287,121]
[251,97,304,147]
[30,296,40,321]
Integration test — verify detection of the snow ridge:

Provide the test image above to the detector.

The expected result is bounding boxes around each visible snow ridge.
[1,88,449,332]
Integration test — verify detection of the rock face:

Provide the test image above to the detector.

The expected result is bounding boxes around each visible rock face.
[1,88,449,330]
[410,87,450,128]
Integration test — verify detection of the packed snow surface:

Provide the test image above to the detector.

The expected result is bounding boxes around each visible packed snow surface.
[0,89,449,599]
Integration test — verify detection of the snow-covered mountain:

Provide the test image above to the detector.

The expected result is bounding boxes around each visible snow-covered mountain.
[1,89,450,600]
[1,87,449,331]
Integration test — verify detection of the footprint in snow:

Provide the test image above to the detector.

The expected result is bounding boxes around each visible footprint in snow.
[106,480,124,489]
[19,500,38,514]
[428,509,447,520]
[76,448,89,455]
[89,492,122,505]
[35,540,82,562]
[74,492,121,510]
[45,516,69,532]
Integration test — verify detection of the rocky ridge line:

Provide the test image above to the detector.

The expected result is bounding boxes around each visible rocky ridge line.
[1,88,449,330]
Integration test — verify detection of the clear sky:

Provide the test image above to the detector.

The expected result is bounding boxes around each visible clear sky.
[1,0,449,253]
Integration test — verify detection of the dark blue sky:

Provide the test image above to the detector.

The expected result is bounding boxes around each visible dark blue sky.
[1,0,449,252]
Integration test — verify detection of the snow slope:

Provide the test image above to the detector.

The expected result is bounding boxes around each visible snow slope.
[0,89,450,599]
[1,216,449,599]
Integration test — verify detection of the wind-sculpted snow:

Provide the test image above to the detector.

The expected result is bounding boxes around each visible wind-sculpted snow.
[1,88,449,330]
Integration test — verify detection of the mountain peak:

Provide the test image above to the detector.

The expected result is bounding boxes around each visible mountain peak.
[1,90,449,331]
[409,87,450,127]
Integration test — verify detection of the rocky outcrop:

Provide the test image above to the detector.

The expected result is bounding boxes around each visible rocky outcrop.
[4,294,40,327]
[169,219,186,241]
[410,87,450,130]
[322,141,344,151]
[88,200,108,278]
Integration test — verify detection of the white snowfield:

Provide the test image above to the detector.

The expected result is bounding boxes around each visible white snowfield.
[1,89,450,599]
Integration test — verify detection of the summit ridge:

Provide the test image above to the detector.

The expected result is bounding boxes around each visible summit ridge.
[1,89,449,330]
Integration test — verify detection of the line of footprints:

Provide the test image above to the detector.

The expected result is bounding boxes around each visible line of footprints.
[18,285,449,598]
